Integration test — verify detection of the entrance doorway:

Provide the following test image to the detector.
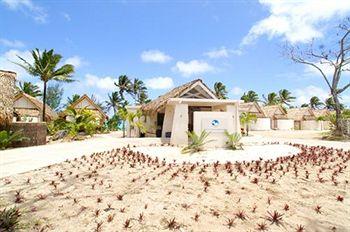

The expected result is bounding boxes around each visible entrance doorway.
[156,113,164,137]
[188,106,211,131]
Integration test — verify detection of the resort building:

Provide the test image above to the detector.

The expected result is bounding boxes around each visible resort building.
[287,107,330,130]
[13,92,57,122]
[130,79,241,147]
[261,105,294,130]
[239,102,271,130]
[64,94,108,125]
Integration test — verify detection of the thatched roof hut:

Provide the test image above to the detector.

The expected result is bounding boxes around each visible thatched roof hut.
[239,102,267,118]
[261,105,288,119]
[287,107,316,121]
[141,79,217,112]
[14,92,58,121]
[0,70,16,126]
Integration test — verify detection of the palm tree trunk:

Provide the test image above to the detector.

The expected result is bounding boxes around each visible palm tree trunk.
[42,81,47,122]
[122,120,126,138]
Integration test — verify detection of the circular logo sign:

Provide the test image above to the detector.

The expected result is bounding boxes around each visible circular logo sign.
[211,119,220,126]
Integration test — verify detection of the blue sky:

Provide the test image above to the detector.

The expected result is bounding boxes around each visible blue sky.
[1,0,350,109]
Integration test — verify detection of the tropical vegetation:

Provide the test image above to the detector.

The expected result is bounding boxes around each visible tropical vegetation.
[16,48,75,121]
[0,130,28,150]
[18,81,42,97]
[214,82,228,99]
[240,112,257,136]
[241,90,259,103]
[0,207,22,231]
[181,130,213,154]
[224,131,243,150]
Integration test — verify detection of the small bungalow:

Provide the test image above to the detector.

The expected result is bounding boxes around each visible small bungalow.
[129,79,241,147]
[13,92,57,122]
[67,94,108,125]
[239,102,271,130]
[287,107,330,130]
[261,105,294,130]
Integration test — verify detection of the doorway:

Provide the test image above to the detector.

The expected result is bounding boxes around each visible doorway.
[188,106,212,131]
[156,113,164,137]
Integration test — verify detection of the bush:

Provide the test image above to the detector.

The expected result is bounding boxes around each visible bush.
[0,207,21,231]
[181,130,213,154]
[225,131,243,150]
[0,130,28,150]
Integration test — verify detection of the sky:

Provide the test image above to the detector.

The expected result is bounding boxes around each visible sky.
[1,0,350,110]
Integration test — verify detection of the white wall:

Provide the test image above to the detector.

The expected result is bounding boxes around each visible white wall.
[170,104,188,145]
[14,96,36,109]
[301,120,330,131]
[193,111,236,148]
[276,119,294,130]
[250,118,271,131]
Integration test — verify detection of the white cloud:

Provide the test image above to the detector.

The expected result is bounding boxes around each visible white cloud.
[0,49,33,80]
[140,50,172,63]
[0,38,25,48]
[174,60,214,77]
[62,12,71,21]
[293,85,330,106]
[144,77,174,90]
[64,56,86,68]
[242,0,350,45]
[85,73,117,91]
[1,0,48,23]
[204,47,243,59]
[231,87,244,96]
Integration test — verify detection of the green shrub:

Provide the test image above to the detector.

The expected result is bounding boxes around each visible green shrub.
[0,130,28,150]
[225,131,243,150]
[181,130,213,154]
[0,207,21,231]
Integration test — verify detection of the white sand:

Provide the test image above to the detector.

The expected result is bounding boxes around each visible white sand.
[131,144,301,164]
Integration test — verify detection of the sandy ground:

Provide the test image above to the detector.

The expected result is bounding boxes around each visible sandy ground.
[131,144,300,164]
[0,132,161,178]
[0,144,349,231]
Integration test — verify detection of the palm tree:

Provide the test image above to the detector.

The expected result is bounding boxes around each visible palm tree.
[214,82,228,99]
[241,90,259,103]
[114,75,132,100]
[309,96,324,109]
[325,97,345,110]
[15,49,74,121]
[131,78,148,104]
[278,89,295,106]
[262,92,279,106]
[106,91,122,114]
[18,81,42,97]
[66,94,81,106]
[240,112,257,136]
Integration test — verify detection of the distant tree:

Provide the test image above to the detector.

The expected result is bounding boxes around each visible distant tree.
[90,94,107,113]
[45,84,64,111]
[309,96,324,109]
[325,97,345,111]
[114,75,132,100]
[301,103,309,108]
[106,91,122,114]
[214,82,228,99]
[278,89,295,106]
[285,18,350,135]
[15,48,74,121]
[131,78,149,104]
[241,90,259,103]
[262,92,279,106]
[66,94,81,106]
[18,81,42,97]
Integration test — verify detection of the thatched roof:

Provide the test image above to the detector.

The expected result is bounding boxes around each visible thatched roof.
[14,92,58,121]
[69,94,108,119]
[313,109,331,118]
[261,105,288,119]
[239,102,267,118]
[287,107,316,121]
[141,79,217,112]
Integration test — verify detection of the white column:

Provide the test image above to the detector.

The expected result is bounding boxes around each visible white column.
[170,103,188,145]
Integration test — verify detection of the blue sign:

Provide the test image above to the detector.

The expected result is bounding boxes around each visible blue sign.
[211,119,220,126]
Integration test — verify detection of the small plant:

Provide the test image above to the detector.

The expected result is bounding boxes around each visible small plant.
[296,224,305,232]
[181,130,213,154]
[138,213,144,222]
[107,213,115,223]
[116,194,123,201]
[165,218,180,230]
[314,205,322,214]
[123,219,132,229]
[256,222,268,231]
[225,131,243,150]
[336,195,344,202]
[235,210,247,220]
[0,130,28,150]
[225,218,235,229]
[0,207,21,231]
[266,211,283,225]
[193,213,200,222]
